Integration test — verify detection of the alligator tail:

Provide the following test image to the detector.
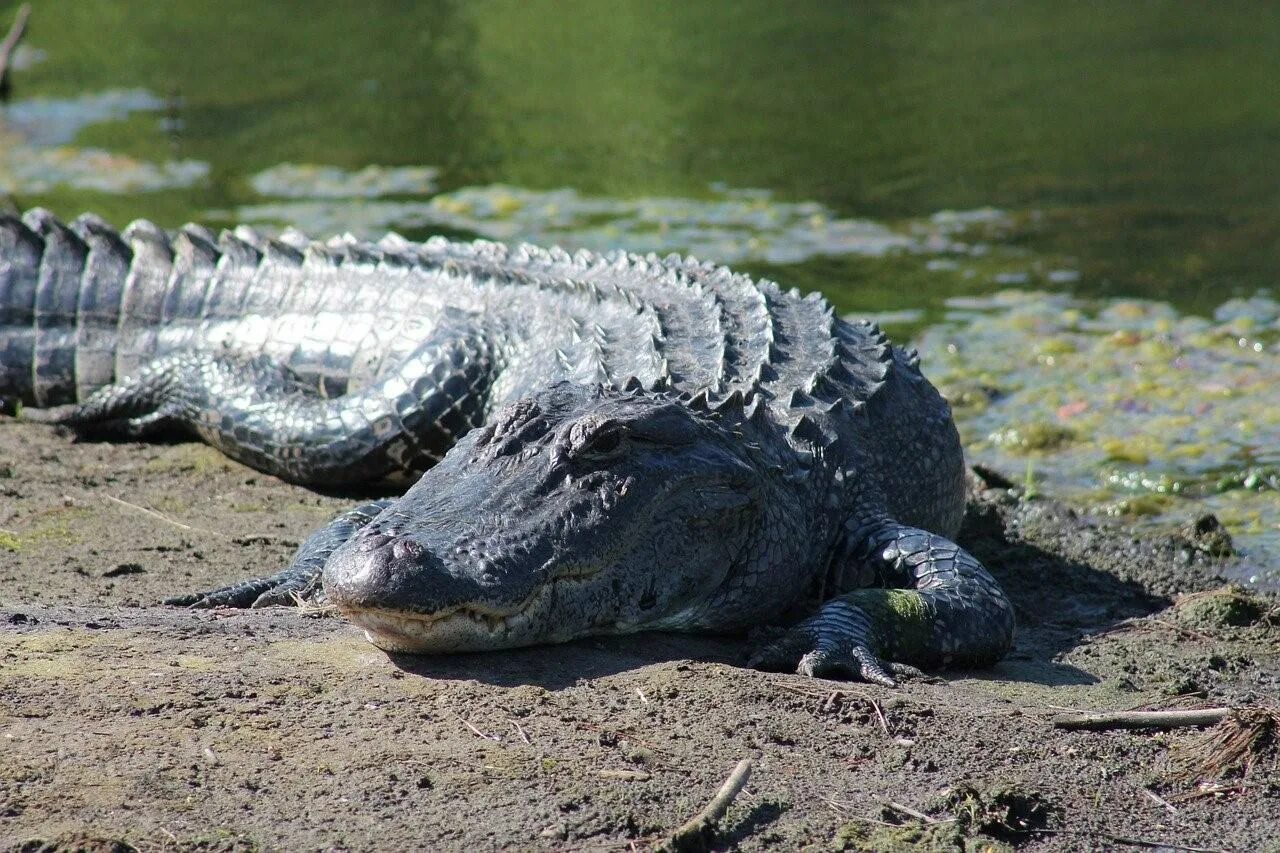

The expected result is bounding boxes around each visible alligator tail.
[1,209,130,407]
[0,209,179,408]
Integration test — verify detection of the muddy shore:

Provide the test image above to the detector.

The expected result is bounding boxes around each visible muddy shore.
[1,420,1277,852]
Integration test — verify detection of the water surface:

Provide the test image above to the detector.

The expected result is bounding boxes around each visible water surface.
[2,1,1276,582]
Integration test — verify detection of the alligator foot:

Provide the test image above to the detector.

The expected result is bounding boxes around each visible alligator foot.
[747,599,919,686]
[750,518,1015,685]
[166,498,396,609]
[165,569,322,609]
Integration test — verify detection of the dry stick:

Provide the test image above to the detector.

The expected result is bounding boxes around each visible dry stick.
[868,697,891,736]
[880,799,944,824]
[102,492,226,538]
[1052,707,1232,731]
[0,3,30,99]
[1169,782,1250,803]
[1141,787,1180,816]
[510,719,532,745]
[100,492,285,544]
[660,759,753,852]
[455,714,499,742]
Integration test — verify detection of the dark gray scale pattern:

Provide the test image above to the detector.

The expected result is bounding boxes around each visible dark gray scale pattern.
[0,209,1014,682]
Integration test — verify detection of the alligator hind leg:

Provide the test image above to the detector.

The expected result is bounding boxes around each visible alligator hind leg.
[749,519,1014,686]
[167,499,395,608]
[48,321,494,485]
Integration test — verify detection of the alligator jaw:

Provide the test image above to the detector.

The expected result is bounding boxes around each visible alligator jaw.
[342,604,528,654]
[335,570,596,654]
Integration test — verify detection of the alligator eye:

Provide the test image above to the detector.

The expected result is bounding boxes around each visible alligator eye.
[581,427,626,459]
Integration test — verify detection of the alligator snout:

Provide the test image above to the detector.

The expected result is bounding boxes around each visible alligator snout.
[323,527,453,615]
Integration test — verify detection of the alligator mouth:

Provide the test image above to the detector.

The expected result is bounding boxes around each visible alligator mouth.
[335,562,608,654]
[345,606,521,653]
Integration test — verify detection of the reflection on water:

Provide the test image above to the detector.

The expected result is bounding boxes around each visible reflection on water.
[5,88,164,147]
[0,89,207,194]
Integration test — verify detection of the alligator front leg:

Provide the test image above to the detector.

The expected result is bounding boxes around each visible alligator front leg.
[167,499,396,608]
[749,519,1014,686]
[42,323,494,485]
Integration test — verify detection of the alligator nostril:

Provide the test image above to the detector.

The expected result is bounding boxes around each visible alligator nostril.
[392,539,424,560]
[358,533,393,552]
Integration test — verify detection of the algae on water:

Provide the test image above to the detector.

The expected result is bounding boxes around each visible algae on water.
[918,291,1280,588]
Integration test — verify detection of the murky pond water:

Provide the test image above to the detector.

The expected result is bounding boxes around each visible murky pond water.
[2,1,1277,583]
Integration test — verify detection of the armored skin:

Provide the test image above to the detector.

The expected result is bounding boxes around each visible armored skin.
[0,208,1013,684]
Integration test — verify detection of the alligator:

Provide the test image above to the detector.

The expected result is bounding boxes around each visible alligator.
[0,208,1013,684]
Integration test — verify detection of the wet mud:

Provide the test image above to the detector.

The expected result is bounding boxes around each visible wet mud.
[1,421,1277,852]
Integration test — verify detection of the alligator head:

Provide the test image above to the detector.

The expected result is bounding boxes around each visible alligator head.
[322,381,766,653]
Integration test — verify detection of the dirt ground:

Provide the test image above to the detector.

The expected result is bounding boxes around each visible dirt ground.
[1,419,1277,852]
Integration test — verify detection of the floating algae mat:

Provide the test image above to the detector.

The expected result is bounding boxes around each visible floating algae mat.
[226,178,1009,268]
[0,89,209,195]
[915,291,1280,588]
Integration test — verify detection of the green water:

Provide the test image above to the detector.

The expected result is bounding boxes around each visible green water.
[2,1,1278,581]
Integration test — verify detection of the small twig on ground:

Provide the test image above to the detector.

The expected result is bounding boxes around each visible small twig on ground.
[100,492,283,543]
[101,492,226,538]
[1147,617,1217,643]
[1052,707,1232,731]
[0,3,31,102]
[879,799,944,824]
[868,697,891,736]
[831,812,898,828]
[771,680,830,699]
[510,719,531,745]
[1168,782,1250,803]
[290,590,337,617]
[455,714,500,742]
[817,794,853,815]
[658,758,752,852]
[1141,787,1179,815]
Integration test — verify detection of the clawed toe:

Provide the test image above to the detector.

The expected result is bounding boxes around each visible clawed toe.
[795,646,899,687]
[746,597,914,686]
[165,577,284,609]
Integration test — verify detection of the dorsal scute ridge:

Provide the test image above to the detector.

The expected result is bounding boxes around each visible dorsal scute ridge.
[277,227,310,250]
[216,231,263,266]
[0,214,44,282]
[122,219,175,263]
[377,231,411,251]
[70,212,116,241]
[713,388,746,416]
[259,237,302,268]
[28,210,87,254]
[301,242,339,271]
[343,243,383,269]
[175,226,219,267]
[230,224,269,250]
[180,222,218,245]
[77,216,131,258]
